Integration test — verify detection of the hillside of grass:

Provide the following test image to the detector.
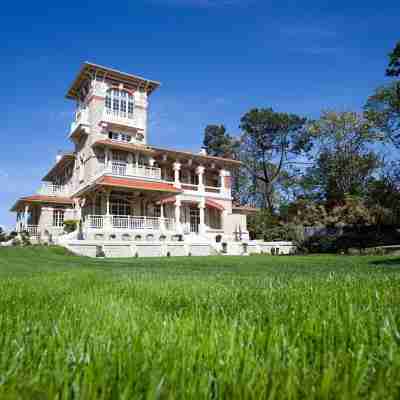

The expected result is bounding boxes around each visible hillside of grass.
[0,246,400,399]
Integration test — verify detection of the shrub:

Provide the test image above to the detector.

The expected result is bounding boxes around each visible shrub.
[64,220,79,233]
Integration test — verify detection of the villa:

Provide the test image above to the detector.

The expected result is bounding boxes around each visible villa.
[10,62,294,257]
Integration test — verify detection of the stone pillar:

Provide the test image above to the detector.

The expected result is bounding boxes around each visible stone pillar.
[219,169,231,196]
[196,165,205,193]
[198,199,206,235]
[173,162,181,189]
[105,148,109,169]
[104,191,112,231]
[24,204,30,230]
[174,197,182,233]
[127,153,133,176]
[160,202,165,232]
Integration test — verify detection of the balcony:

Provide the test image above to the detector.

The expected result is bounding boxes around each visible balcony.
[101,162,162,181]
[70,108,90,136]
[102,108,140,130]
[37,182,68,196]
[86,215,176,231]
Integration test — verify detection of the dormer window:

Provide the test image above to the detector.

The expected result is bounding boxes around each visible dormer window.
[105,89,134,119]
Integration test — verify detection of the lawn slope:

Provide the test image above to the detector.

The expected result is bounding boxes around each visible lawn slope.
[0,246,400,399]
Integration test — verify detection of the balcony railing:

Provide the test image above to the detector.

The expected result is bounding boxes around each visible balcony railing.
[70,108,89,135]
[87,215,175,231]
[101,162,162,181]
[26,225,40,237]
[102,108,139,129]
[37,182,68,196]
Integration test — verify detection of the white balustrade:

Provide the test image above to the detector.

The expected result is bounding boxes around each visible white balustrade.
[88,215,104,229]
[37,182,67,196]
[86,215,175,231]
[111,161,127,176]
[26,225,39,236]
[70,108,89,135]
[104,163,161,180]
[102,108,138,129]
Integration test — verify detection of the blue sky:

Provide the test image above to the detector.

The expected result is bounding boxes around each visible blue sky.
[0,0,398,228]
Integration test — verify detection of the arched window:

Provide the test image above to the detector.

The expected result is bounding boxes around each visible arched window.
[105,88,134,119]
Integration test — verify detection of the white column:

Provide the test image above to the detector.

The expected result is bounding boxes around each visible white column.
[104,191,112,231]
[24,204,30,230]
[196,165,205,193]
[173,162,181,189]
[149,157,155,167]
[198,199,206,235]
[219,169,231,197]
[160,202,165,232]
[105,148,110,171]
[127,153,133,176]
[174,197,182,233]
[135,152,139,169]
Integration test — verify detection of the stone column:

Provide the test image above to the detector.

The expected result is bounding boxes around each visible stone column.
[127,153,133,176]
[160,202,165,232]
[219,169,231,197]
[24,204,30,230]
[198,199,206,235]
[174,197,182,233]
[196,165,205,193]
[104,190,112,231]
[173,162,181,189]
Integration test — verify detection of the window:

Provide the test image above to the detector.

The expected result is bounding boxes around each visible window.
[53,209,64,227]
[108,131,132,143]
[105,89,134,119]
[111,199,131,216]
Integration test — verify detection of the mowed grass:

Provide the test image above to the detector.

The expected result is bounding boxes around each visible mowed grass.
[0,247,400,399]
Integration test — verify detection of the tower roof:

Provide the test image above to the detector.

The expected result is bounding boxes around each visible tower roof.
[66,62,161,100]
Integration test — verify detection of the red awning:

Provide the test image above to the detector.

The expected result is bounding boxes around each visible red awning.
[158,196,225,211]
[96,176,182,194]
[10,195,74,212]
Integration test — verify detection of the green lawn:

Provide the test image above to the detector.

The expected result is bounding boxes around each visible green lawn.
[0,247,400,399]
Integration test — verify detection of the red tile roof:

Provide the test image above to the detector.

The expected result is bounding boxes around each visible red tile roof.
[96,176,182,194]
[232,205,259,214]
[92,140,155,154]
[10,195,74,211]
[205,199,225,211]
[158,196,225,211]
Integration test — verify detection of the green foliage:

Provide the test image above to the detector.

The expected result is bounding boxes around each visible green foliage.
[0,227,6,243]
[63,219,79,233]
[365,82,400,148]
[387,41,400,77]
[239,108,307,211]
[248,210,303,242]
[0,247,400,398]
[203,124,238,158]
[305,111,381,203]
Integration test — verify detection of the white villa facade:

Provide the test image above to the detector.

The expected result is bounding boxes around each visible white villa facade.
[11,63,294,257]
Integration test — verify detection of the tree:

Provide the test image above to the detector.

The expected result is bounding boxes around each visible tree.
[387,41,400,77]
[304,111,381,204]
[365,41,400,147]
[203,125,237,158]
[0,227,6,242]
[239,108,308,213]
